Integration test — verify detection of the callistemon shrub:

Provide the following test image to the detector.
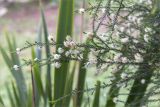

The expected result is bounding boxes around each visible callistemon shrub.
[12,0,160,106]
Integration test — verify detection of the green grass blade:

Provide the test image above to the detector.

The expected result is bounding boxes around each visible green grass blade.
[36,21,42,60]
[62,62,76,107]
[0,45,12,69]
[27,86,33,107]
[105,67,124,107]
[5,33,18,65]
[92,81,101,107]
[40,7,52,106]
[12,82,21,107]
[0,95,4,106]
[125,64,153,107]
[125,2,159,106]
[75,40,90,107]
[31,48,46,106]
[53,0,74,106]
[6,85,16,107]
[31,48,44,107]
[75,62,87,107]
[1,34,27,106]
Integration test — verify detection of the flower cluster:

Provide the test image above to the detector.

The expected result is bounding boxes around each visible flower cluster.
[11,0,160,106]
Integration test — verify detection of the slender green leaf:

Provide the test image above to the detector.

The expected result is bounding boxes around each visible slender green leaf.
[75,39,90,107]
[1,34,27,106]
[27,86,33,107]
[0,95,4,106]
[53,0,74,107]
[125,2,159,106]
[31,48,46,106]
[40,7,52,107]
[0,45,12,68]
[6,85,16,107]
[62,62,76,106]
[12,82,21,107]
[92,81,101,107]
[36,21,42,60]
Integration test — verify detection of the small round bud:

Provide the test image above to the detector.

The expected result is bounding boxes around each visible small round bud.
[113,97,118,103]
[13,65,19,71]
[141,79,146,84]
[79,8,85,14]
[65,51,70,57]
[121,57,128,63]
[57,47,64,54]
[121,37,129,43]
[48,34,55,42]
[121,73,128,79]
[16,48,21,55]
[114,53,122,62]
[34,58,39,62]
[101,8,106,13]
[54,62,61,68]
[134,53,143,63]
[87,32,94,40]
[54,54,61,60]
[66,35,72,41]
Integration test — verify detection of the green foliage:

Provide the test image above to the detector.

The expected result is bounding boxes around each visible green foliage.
[31,48,46,107]
[40,7,52,107]
[0,33,27,107]
[53,0,74,107]
[125,1,160,106]
[0,95,4,106]
[92,81,101,107]
[3,0,160,107]
[62,62,76,106]
[75,41,89,107]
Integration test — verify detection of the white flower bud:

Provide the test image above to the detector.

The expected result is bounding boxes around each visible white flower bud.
[64,41,70,47]
[121,37,129,43]
[139,0,144,3]
[134,53,143,63]
[121,57,128,63]
[54,54,61,60]
[141,79,146,84]
[13,65,19,71]
[48,34,55,42]
[66,35,72,41]
[69,41,76,47]
[101,8,106,13]
[65,51,70,57]
[16,48,21,55]
[119,27,125,32]
[87,32,94,39]
[121,73,128,79]
[144,27,152,32]
[128,16,136,21]
[54,62,61,68]
[79,8,85,14]
[113,97,118,103]
[34,58,39,62]
[133,39,139,43]
[114,53,122,62]
[144,34,149,42]
[57,47,64,54]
